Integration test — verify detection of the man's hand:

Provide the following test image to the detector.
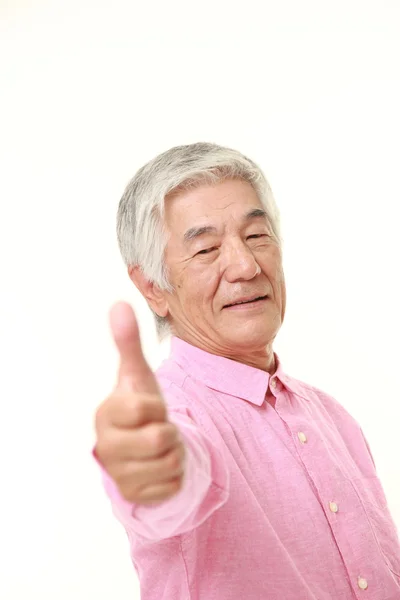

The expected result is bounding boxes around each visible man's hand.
[95,302,185,505]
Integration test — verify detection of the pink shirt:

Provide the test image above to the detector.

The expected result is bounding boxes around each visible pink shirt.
[99,337,400,599]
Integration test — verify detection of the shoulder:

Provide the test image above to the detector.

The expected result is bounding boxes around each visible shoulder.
[155,358,191,407]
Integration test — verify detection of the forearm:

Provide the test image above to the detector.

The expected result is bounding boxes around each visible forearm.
[97,411,229,541]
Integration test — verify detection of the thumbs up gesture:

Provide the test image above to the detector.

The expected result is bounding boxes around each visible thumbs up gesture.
[95,302,185,505]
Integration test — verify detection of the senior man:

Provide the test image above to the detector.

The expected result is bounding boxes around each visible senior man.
[94,143,400,600]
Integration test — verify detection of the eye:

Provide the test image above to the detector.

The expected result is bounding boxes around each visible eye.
[247,234,268,240]
[196,247,217,256]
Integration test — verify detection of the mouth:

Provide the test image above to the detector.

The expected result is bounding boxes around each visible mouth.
[223,295,268,309]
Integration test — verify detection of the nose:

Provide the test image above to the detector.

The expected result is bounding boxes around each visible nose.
[223,242,261,283]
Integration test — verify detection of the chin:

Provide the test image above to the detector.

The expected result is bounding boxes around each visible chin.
[225,325,275,349]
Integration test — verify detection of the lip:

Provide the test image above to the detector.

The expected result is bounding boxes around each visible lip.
[223,294,269,309]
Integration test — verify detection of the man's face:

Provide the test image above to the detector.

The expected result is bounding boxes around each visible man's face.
[161,179,286,355]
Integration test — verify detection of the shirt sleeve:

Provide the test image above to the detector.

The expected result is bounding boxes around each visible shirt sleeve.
[94,384,229,542]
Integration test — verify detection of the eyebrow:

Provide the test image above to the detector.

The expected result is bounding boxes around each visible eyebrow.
[183,208,268,243]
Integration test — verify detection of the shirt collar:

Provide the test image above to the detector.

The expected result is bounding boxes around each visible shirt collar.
[170,336,310,406]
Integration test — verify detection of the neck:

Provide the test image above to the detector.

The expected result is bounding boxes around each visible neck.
[174,332,276,374]
[223,347,276,373]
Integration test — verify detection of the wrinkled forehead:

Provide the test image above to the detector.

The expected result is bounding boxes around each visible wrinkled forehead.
[164,179,267,236]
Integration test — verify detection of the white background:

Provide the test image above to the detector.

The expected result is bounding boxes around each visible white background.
[1,1,399,598]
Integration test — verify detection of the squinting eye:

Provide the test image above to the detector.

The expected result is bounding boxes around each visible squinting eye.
[247,234,267,240]
[196,247,217,255]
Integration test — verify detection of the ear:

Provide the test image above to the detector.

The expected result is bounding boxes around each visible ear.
[128,266,169,318]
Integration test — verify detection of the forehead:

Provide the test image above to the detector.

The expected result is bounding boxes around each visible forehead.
[164,179,264,232]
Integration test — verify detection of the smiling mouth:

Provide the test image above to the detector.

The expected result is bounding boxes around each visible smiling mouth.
[223,295,268,308]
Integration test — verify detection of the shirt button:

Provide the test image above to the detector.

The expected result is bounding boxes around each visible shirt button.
[270,379,277,389]
[358,577,368,590]
[297,432,307,444]
[329,501,339,513]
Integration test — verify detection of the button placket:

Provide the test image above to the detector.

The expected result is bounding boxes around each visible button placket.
[289,421,376,595]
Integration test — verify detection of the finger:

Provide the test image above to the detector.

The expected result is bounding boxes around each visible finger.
[98,422,179,462]
[109,301,159,394]
[98,392,167,429]
[135,477,184,505]
[114,443,185,489]
[124,422,180,459]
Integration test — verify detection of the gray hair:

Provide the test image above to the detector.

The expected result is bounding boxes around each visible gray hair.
[116,142,281,341]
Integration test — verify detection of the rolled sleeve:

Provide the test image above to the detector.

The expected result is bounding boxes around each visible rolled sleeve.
[95,402,229,541]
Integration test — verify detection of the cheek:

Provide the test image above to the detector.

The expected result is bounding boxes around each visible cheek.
[267,247,284,279]
[275,266,285,285]
[186,263,220,302]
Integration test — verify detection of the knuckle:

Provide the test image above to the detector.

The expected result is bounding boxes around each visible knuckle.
[94,400,108,431]
[119,483,140,503]
[106,457,135,483]
[94,439,108,463]
[129,399,147,424]
[117,471,142,502]
[95,434,113,463]
[165,448,182,472]
[152,425,170,452]
[112,392,143,424]
[169,477,183,494]
[96,430,119,462]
